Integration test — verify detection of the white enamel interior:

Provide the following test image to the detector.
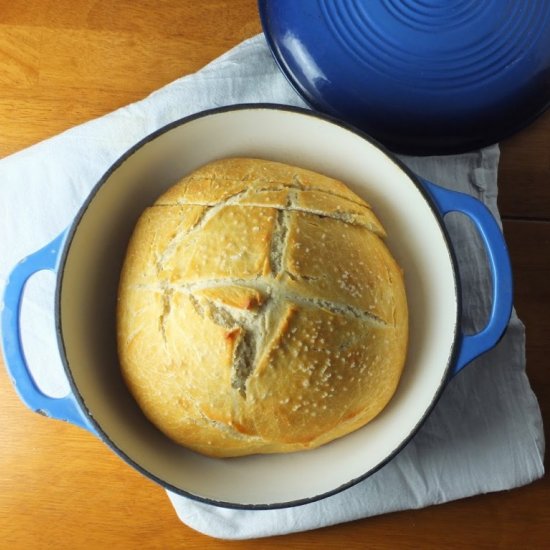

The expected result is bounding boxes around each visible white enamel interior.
[59,108,457,507]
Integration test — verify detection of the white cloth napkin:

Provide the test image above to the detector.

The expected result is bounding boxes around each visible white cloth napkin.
[0,34,544,540]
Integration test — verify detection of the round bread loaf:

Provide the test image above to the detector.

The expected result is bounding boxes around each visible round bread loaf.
[117,158,408,457]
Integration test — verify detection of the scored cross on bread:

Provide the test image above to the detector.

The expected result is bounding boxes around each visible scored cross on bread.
[117,158,408,457]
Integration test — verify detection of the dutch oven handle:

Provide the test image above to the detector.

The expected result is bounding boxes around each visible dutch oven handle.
[422,179,513,376]
[1,231,93,431]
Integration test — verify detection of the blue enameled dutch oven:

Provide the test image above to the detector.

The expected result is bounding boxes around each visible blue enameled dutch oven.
[1,105,512,509]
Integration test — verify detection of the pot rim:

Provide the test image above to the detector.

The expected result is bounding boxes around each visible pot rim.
[54,103,460,510]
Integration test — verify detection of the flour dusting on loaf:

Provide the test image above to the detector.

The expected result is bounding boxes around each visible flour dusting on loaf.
[117,158,408,457]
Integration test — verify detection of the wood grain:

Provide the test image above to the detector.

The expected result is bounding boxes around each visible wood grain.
[0,1,548,548]
[499,112,550,219]
[0,0,260,157]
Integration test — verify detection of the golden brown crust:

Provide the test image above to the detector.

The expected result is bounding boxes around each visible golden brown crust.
[117,158,408,457]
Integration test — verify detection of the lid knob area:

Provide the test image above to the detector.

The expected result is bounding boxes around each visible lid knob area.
[259,0,550,154]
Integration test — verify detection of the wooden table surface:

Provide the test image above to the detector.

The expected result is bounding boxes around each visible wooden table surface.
[0,2,548,548]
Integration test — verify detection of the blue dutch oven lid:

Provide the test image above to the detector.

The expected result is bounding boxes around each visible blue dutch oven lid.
[259,0,550,155]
